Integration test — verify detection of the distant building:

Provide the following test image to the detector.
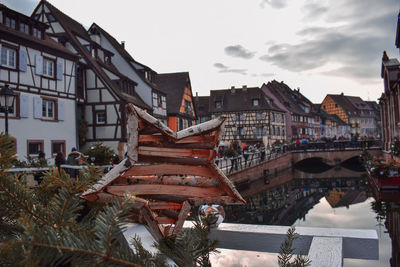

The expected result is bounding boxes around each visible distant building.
[261,80,318,141]
[194,94,211,123]
[0,4,78,162]
[204,86,286,147]
[154,72,197,132]
[321,94,377,138]
[380,52,400,151]
[87,23,168,123]
[32,0,150,157]
[313,104,350,139]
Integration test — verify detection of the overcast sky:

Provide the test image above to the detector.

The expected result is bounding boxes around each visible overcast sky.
[4,0,400,103]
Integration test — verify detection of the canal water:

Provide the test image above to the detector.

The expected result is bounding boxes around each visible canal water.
[212,169,398,267]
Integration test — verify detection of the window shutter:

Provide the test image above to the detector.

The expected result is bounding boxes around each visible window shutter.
[19,48,27,72]
[20,94,29,118]
[58,100,65,121]
[33,97,42,119]
[35,54,43,75]
[56,59,63,80]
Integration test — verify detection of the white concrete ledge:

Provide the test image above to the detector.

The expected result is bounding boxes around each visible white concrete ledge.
[122,222,379,267]
[183,222,379,260]
[308,237,342,267]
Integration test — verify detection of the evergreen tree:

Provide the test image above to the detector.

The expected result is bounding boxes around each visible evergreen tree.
[0,134,217,266]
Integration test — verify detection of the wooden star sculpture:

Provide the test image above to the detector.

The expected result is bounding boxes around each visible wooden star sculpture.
[82,104,245,239]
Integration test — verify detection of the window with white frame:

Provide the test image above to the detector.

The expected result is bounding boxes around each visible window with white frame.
[1,46,16,68]
[42,58,54,77]
[252,99,259,106]
[96,111,106,124]
[42,99,55,120]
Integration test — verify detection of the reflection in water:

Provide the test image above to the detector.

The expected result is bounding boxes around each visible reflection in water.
[225,176,369,226]
[223,169,400,267]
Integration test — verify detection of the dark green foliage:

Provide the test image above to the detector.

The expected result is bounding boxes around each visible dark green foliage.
[157,215,219,267]
[0,134,218,266]
[83,143,115,165]
[278,226,311,267]
[78,118,89,147]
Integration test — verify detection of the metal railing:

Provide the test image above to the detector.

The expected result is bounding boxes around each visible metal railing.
[216,140,381,174]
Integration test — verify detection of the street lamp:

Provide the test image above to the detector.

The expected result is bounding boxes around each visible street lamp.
[0,84,15,134]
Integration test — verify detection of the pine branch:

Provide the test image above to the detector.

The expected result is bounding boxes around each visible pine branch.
[11,241,141,267]
[0,174,56,229]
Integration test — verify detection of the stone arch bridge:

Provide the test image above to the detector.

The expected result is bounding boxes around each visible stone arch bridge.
[227,148,382,185]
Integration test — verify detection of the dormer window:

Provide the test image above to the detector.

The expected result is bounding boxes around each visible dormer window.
[145,71,152,82]
[33,28,42,39]
[215,101,222,109]
[19,22,29,34]
[252,99,259,106]
[5,17,16,29]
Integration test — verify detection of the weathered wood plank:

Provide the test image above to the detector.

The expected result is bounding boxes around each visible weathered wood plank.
[82,158,129,197]
[124,175,219,187]
[156,216,176,224]
[107,184,225,198]
[172,201,191,235]
[127,104,177,139]
[138,146,211,158]
[176,117,226,140]
[123,164,215,178]
[139,205,164,240]
[139,135,216,145]
[210,164,246,203]
[308,237,343,267]
[137,156,209,165]
[148,201,182,210]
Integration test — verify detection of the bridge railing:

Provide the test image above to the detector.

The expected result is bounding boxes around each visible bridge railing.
[217,140,381,174]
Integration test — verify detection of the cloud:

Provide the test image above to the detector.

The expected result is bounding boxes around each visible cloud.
[213,63,247,75]
[260,0,290,9]
[224,45,256,59]
[260,0,398,80]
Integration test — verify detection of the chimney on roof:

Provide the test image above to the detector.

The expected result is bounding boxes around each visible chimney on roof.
[121,41,125,48]
[341,92,344,96]
[297,87,300,92]
[231,86,235,94]
[196,92,198,97]
[242,85,247,92]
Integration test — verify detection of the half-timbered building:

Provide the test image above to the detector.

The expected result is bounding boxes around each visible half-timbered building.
[87,23,168,124]
[380,51,400,151]
[208,86,286,147]
[0,4,78,162]
[31,0,150,157]
[321,93,377,138]
[154,72,197,132]
[261,80,318,141]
